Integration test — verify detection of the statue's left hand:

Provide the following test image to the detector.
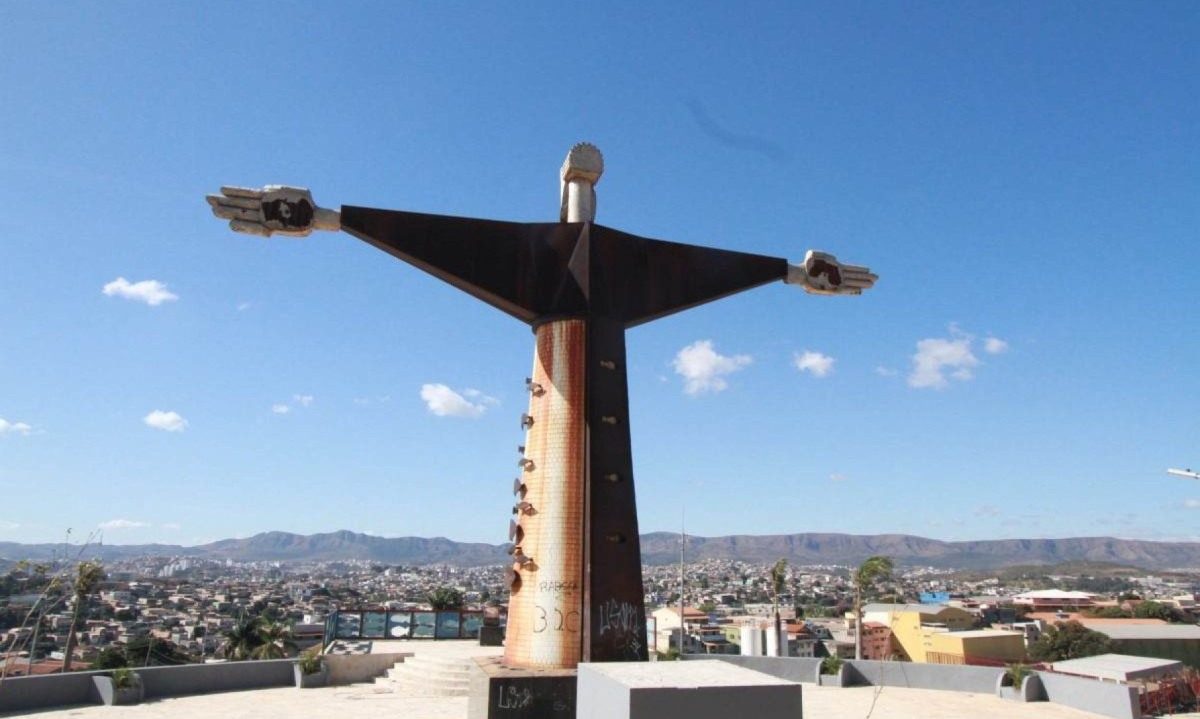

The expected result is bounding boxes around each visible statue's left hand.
[786,250,878,295]
[205,185,341,237]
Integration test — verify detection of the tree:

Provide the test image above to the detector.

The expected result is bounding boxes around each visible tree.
[769,558,788,656]
[1132,600,1188,623]
[1086,606,1130,619]
[92,647,129,669]
[1028,621,1113,662]
[62,561,104,672]
[221,613,265,661]
[853,556,894,660]
[125,636,193,666]
[428,587,464,610]
[251,619,297,659]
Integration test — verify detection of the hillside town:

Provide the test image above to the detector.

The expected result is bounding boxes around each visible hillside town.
[3,553,1199,678]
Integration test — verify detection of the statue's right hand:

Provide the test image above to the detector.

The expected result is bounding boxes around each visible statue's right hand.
[206,185,338,237]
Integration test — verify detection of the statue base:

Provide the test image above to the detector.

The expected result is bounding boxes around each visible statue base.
[467,657,577,719]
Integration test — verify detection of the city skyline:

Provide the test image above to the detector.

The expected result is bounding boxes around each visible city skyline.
[2,3,1197,546]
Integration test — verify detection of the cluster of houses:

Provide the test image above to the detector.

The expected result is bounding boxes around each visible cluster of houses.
[0,557,498,675]
[2,554,1199,676]
[651,588,1200,670]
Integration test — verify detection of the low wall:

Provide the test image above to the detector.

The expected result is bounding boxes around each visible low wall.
[696,655,1003,693]
[139,659,294,699]
[688,655,822,683]
[1038,672,1141,719]
[0,653,406,715]
[0,657,338,715]
[845,659,1002,694]
[0,659,293,715]
[697,656,1140,719]
[0,671,99,713]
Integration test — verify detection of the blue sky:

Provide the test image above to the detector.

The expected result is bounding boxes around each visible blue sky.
[2,2,1197,548]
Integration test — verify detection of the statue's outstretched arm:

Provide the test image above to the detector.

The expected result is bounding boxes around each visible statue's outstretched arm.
[205,185,341,237]
[785,250,878,295]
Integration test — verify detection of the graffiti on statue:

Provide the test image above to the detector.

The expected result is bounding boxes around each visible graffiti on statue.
[595,598,643,657]
[532,604,580,633]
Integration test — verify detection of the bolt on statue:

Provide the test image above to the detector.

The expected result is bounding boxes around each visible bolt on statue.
[207,143,876,670]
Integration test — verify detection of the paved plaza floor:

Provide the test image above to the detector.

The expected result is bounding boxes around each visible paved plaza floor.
[6,642,1114,719]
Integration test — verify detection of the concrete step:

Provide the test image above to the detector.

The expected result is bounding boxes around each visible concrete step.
[386,662,471,681]
[399,654,477,670]
[375,655,477,698]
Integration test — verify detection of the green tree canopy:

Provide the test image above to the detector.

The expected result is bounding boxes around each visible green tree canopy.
[1028,621,1113,662]
[251,619,297,659]
[124,636,193,666]
[92,646,129,670]
[221,614,265,661]
[428,587,464,610]
[1131,600,1188,623]
[853,556,894,660]
[770,558,788,618]
[1086,606,1130,619]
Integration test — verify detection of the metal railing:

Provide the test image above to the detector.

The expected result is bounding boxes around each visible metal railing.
[324,608,487,646]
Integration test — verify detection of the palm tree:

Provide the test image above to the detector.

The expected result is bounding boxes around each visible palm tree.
[769,558,788,656]
[62,561,104,672]
[221,613,264,661]
[853,556,894,660]
[251,620,297,659]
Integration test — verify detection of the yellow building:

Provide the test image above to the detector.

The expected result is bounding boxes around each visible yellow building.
[925,629,1027,665]
[862,603,1022,664]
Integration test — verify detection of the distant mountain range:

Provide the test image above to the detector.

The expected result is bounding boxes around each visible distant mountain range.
[1,530,1198,570]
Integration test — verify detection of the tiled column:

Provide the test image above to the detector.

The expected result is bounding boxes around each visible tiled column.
[504,319,586,669]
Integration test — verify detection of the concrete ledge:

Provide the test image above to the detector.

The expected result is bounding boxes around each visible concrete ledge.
[0,660,295,714]
[1039,672,1141,719]
[701,655,1003,693]
[683,654,822,683]
[578,661,801,719]
[700,655,1142,719]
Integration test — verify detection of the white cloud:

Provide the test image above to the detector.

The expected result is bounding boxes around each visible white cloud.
[0,418,33,436]
[908,328,983,389]
[793,350,835,378]
[162,522,182,530]
[984,337,1009,355]
[144,410,188,432]
[874,367,898,377]
[100,519,149,530]
[271,404,290,414]
[237,302,252,312]
[673,340,752,395]
[0,520,19,530]
[293,394,313,407]
[103,277,178,306]
[420,383,488,418]
[830,473,848,483]
[461,388,499,406]
[1185,499,1200,509]
[974,504,1001,517]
